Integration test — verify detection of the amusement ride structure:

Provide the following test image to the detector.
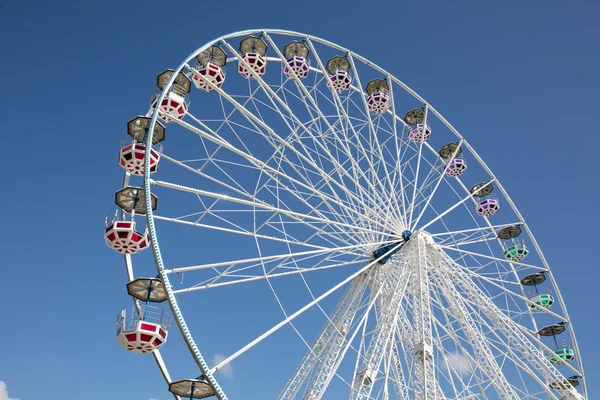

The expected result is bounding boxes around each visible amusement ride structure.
[104,30,586,400]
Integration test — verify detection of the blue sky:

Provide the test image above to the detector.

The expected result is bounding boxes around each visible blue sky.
[0,1,599,399]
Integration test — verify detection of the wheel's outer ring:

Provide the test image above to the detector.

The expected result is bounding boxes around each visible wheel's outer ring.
[142,29,586,399]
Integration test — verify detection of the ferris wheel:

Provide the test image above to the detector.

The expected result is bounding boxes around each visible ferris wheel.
[104,29,587,400]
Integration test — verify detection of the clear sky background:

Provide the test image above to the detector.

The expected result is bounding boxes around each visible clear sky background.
[0,1,598,399]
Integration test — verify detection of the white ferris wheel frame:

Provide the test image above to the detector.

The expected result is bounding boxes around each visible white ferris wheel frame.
[126,29,587,400]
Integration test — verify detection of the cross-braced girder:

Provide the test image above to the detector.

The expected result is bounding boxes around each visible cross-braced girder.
[348,257,412,400]
[278,271,370,400]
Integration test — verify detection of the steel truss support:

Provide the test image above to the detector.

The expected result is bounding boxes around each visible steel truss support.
[278,271,370,400]
[349,249,412,399]
[375,269,412,400]
[410,233,444,400]
[430,247,520,400]
[386,340,410,400]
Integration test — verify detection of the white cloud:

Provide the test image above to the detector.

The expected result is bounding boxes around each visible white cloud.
[211,353,234,380]
[443,352,473,377]
[0,381,19,400]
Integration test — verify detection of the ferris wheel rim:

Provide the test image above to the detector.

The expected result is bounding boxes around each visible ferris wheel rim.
[138,29,586,399]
